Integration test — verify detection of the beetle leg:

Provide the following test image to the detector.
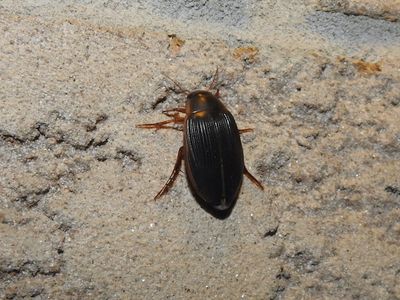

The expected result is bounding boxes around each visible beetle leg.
[154,146,184,200]
[239,128,253,134]
[244,166,264,190]
[136,113,184,130]
[162,107,186,117]
[138,124,183,131]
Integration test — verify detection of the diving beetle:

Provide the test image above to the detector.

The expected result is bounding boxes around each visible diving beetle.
[137,70,263,218]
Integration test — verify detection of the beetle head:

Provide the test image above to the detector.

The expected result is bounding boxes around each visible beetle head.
[186,90,226,116]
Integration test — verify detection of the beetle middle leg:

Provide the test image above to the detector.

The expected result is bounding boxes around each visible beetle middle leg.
[154,146,184,200]
[244,166,264,190]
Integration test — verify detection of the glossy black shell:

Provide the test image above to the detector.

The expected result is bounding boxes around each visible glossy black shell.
[184,91,244,217]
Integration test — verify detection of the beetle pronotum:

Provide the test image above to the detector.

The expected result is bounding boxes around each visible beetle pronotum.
[137,70,263,218]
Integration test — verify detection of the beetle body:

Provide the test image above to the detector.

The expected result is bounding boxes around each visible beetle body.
[184,91,244,214]
[137,75,263,219]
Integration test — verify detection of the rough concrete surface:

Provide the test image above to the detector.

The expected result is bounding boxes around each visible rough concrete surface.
[0,0,399,299]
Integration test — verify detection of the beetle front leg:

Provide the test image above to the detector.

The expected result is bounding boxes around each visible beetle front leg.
[154,146,184,200]
[244,166,264,190]
[136,113,184,130]
[162,107,186,117]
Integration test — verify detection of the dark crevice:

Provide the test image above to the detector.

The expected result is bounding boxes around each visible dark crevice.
[385,186,400,196]
[35,119,110,150]
[95,114,108,124]
[85,114,109,132]
[95,156,108,162]
[2,260,61,277]
[1,113,110,150]
[0,130,26,144]
[35,122,48,136]
[15,187,51,208]
[42,211,75,233]
[316,8,398,23]
[71,138,94,150]
[152,95,168,110]
[93,137,109,147]
[115,149,141,162]
[264,225,279,237]
[58,222,74,232]
[94,148,142,166]
[276,267,291,280]
[289,250,320,273]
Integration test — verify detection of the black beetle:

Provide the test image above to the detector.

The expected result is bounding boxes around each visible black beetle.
[137,71,263,218]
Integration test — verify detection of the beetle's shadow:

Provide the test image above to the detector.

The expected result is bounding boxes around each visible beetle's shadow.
[186,181,237,220]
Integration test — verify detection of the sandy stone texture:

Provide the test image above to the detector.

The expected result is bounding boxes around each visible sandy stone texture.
[316,0,400,22]
[0,0,399,299]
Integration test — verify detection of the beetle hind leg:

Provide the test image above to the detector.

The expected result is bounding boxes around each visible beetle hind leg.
[154,146,184,200]
[239,128,253,134]
[244,166,264,190]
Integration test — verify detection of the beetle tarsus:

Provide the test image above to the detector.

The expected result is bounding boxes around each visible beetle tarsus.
[244,166,264,190]
[154,146,184,200]
[137,124,183,131]
[136,114,184,130]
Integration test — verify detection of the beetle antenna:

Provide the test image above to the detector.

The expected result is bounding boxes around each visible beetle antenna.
[161,72,189,95]
[208,66,221,91]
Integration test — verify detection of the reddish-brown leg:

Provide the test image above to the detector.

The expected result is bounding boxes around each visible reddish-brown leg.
[239,128,253,134]
[162,107,186,117]
[136,112,185,130]
[154,146,184,200]
[244,166,264,190]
